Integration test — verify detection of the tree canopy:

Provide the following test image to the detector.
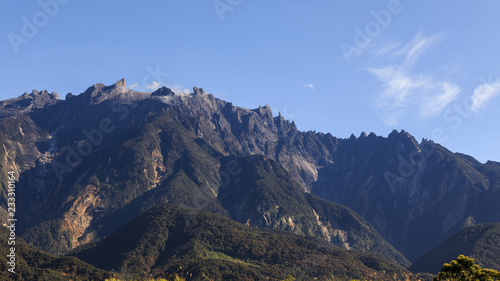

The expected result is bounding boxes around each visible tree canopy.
[435,255,500,281]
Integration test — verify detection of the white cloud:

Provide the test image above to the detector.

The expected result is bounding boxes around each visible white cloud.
[372,40,402,57]
[302,83,315,90]
[421,82,461,119]
[145,81,165,91]
[169,84,191,96]
[127,83,139,90]
[391,32,442,68]
[368,65,429,111]
[367,32,458,125]
[470,80,500,113]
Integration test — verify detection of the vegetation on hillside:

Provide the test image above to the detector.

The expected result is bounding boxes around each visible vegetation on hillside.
[435,255,500,281]
[218,155,410,267]
[411,223,500,274]
[0,226,112,281]
[72,203,428,281]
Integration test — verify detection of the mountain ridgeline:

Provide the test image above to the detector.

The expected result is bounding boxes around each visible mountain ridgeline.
[1,79,499,278]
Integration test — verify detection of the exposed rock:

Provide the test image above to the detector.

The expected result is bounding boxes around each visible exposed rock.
[151,86,176,97]
[62,185,101,248]
[193,86,207,95]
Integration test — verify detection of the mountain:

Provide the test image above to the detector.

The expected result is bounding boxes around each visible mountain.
[1,79,499,264]
[72,203,426,281]
[0,80,406,266]
[410,223,500,274]
[0,226,112,281]
[311,134,500,260]
[218,154,409,267]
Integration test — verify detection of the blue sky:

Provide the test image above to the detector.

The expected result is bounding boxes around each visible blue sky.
[2,1,500,162]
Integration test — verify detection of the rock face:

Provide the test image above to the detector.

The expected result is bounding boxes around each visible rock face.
[0,79,499,265]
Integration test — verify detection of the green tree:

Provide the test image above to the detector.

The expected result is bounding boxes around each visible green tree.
[435,255,500,281]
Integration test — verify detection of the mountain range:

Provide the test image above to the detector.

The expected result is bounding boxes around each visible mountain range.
[1,78,499,279]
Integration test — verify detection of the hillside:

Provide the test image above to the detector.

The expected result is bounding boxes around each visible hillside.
[410,223,500,274]
[0,226,112,281]
[218,154,410,267]
[72,203,426,281]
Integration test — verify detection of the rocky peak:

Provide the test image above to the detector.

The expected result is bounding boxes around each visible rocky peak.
[102,78,127,92]
[151,86,176,97]
[193,87,207,96]
[387,129,420,151]
[253,105,273,123]
[254,104,272,115]
[274,113,297,135]
[19,89,59,108]
[25,89,59,100]
[116,78,126,88]
[81,79,130,105]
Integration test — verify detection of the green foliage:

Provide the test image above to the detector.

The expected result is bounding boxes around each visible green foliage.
[21,218,73,255]
[0,226,112,280]
[164,274,185,281]
[411,223,500,274]
[435,255,500,281]
[218,155,410,267]
[73,203,423,281]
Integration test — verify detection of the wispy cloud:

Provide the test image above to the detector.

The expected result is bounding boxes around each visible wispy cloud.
[271,105,297,120]
[470,80,500,113]
[421,82,461,118]
[367,32,458,125]
[127,83,139,90]
[130,80,192,96]
[368,66,429,110]
[302,83,315,90]
[371,40,402,57]
[145,81,165,91]
[390,32,442,67]
[169,84,191,96]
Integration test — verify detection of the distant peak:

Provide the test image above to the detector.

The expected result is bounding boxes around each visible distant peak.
[116,78,126,87]
[27,89,59,100]
[80,79,131,105]
[151,86,176,97]
[193,87,207,95]
[388,129,411,138]
[254,104,273,117]
[107,78,127,92]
